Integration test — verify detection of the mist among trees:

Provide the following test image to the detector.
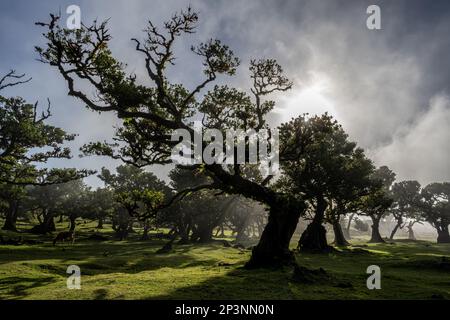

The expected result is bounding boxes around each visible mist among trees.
[0,6,448,301]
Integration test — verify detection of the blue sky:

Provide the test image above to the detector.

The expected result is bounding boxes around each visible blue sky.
[1,0,449,186]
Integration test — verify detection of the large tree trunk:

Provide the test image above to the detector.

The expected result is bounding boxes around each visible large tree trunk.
[436,224,450,243]
[333,220,349,246]
[298,196,331,252]
[2,200,19,232]
[389,218,402,240]
[369,216,385,243]
[246,204,302,268]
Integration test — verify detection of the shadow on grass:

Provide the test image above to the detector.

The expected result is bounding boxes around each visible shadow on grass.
[148,266,295,300]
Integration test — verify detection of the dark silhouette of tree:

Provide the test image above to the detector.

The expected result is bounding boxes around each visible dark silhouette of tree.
[417,182,450,243]
[277,113,375,251]
[89,187,115,229]
[359,166,395,243]
[225,198,267,242]
[389,180,421,240]
[24,180,90,234]
[99,165,168,240]
[325,150,375,246]
[36,9,306,267]
[0,183,25,232]
[0,70,91,231]
[168,167,238,243]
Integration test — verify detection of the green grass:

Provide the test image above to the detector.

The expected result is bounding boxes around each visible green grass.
[0,220,449,300]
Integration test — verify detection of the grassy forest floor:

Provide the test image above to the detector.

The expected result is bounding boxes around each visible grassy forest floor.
[0,220,449,300]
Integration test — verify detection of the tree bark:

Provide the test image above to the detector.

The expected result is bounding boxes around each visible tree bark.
[332,220,349,246]
[436,224,450,243]
[2,200,19,232]
[298,196,331,252]
[246,204,302,268]
[369,216,385,243]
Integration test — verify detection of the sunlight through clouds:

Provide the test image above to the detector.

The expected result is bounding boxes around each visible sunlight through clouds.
[273,73,337,125]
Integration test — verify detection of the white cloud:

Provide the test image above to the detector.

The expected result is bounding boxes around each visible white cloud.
[370,94,450,185]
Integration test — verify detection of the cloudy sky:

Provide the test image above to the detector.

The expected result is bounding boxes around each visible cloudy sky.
[0,0,449,186]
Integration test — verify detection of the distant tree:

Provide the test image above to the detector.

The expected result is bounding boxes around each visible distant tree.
[225,198,267,242]
[24,180,90,234]
[89,187,115,229]
[417,183,450,243]
[405,220,422,240]
[353,217,369,232]
[0,70,91,231]
[343,213,356,239]
[99,165,168,240]
[278,113,375,251]
[0,183,26,231]
[389,180,421,240]
[58,180,95,232]
[325,149,375,246]
[36,9,306,268]
[359,166,395,243]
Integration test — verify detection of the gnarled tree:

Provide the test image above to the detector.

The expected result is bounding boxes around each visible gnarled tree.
[36,9,306,267]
